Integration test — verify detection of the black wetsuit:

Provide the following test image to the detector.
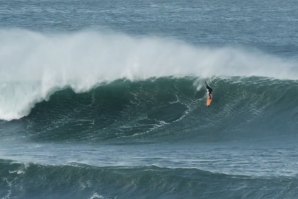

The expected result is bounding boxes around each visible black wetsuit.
[205,82,213,98]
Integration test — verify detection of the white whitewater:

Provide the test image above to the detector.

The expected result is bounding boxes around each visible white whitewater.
[0,29,297,120]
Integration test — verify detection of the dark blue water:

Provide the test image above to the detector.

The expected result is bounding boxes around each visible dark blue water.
[0,1,298,198]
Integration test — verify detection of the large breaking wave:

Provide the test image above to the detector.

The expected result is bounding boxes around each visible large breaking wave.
[0,29,298,121]
[0,77,296,143]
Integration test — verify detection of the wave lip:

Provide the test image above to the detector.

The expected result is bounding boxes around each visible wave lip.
[1,29,298,121]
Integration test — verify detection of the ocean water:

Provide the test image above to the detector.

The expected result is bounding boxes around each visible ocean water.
[0,0,298,198]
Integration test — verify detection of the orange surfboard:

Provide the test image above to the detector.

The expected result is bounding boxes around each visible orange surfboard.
[206,97,213,107]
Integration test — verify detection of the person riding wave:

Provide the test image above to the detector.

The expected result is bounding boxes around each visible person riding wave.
[205,81,213,100]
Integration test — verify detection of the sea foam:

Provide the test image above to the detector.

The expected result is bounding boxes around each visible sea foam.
[0,29,297,120]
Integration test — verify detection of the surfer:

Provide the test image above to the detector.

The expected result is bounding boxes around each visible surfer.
[205,81,213,99]
[205,81,213,107]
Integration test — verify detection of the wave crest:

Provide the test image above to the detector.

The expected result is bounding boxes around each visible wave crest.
[0,29,297,120]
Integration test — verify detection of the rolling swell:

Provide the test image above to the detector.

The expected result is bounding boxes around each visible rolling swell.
[4,77,297,143]
[1,159,297,199]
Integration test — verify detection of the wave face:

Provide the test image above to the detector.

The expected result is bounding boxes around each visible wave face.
[0,29,298,121]
[1,160,297,199]
[1,77,297,143]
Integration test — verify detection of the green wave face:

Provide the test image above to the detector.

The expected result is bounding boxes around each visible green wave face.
[2,77,297,143]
